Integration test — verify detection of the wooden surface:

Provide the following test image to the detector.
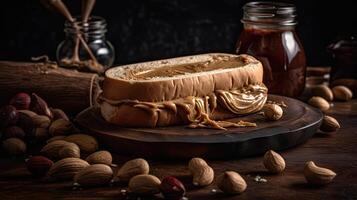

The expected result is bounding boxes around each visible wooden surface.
[0,99,356,199]
[75,95,322,159]
[0,61,102,114]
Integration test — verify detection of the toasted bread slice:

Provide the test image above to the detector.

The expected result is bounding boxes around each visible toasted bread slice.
[103,53,263,102]
[100,53,267,128]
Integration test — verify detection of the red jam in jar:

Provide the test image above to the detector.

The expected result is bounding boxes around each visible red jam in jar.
[236,2,306,97]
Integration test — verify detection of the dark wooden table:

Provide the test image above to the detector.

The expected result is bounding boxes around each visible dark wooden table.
[1,75,357,200]
[0,99,356,200]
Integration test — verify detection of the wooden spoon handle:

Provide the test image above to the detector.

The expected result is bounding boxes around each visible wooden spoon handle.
[46,0,74,22]
[82,0,96,23]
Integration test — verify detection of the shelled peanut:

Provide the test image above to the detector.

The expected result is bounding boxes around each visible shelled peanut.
[74,164,114,187]
[263,104,283,121]
[0,92,73,156]
[217,171,247,194]
[0,92,105,182]
[309,84,353,104]
[304,161,336,185]
[188,157,214,187]
[23,147,344,198]
[308,84,353,110]
[263,150,286,174]
[115,158,150,182]
[261,150,336,186]
[308,84,351,133]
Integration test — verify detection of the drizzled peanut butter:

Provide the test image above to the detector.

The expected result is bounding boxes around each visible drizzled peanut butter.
[216,84,267,114]
[100,84,267,130]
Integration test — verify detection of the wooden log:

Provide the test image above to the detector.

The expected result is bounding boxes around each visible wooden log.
[0,61,102,115]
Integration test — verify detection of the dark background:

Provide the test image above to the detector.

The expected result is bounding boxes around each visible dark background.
[0,0,356,66]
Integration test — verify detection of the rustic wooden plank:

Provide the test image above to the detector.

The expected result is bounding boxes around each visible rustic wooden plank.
[0,61,102,114]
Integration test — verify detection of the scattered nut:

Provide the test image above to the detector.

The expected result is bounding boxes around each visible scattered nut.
[3,126,26,140]
[116,158,149,182]
[332,86,353,101]
[58,142,80,158]
[188,157,214,187]
[311,85,334,101]
[47,157,89,180]
[17,111,35,135]
[30,93,53,119]
[26,155,53,176]
[0,105,19,128]
[74,164,113,187]
[9,92,31,110]
[51,108,69,121]
[49,119,74,136]
[17,110,37,118]
[264,104,283,121]
[46,135,66,143]
[263,150,286,173]
[32,115,51,128]
[320,115,340,132]
[40,140,71,159]
[217,171,247,194]
[85,150,112,165]
[304,161,336,185]
[2,138,26,155]
[34,128,50,140]
[160,176,186,200]
[308,96,330,111]
[64,134,98,153]
[128,174,161,195]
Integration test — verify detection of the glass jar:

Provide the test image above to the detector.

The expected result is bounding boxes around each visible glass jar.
[327,36,357,84]
[235,2,306,97]
[56,16,115,72]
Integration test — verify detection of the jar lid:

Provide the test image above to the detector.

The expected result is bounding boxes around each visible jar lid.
[242,2,297,26]
[327,36,357,54]
[64,16,107,35]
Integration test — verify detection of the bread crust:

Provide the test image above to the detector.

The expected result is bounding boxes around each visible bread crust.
[100,84,267,128]
[100,100,237,127]
[103,53,263,102]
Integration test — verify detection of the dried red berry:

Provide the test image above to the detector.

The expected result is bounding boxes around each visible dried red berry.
[26,156,54,176]
[9,92,31,110]
[0,105,19,128]
[160,176,186,200]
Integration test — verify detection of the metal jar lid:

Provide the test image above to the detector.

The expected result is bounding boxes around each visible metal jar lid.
[242,2,297,26]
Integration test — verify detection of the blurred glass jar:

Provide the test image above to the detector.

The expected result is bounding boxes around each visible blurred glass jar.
[327,36,357,94]
[56,16,115,72]
[235,2,306,97]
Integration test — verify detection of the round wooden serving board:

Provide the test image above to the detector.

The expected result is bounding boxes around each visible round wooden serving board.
[75,95,323,159]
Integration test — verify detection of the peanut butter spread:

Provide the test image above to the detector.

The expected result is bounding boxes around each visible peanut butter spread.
[100,84,267,130]
[112,55,252,81]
